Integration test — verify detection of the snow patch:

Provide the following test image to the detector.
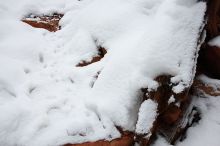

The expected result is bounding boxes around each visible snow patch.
[135,99,158,136]
[168,95,175,104]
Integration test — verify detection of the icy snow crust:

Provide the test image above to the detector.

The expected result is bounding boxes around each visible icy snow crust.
[0,0,205,145]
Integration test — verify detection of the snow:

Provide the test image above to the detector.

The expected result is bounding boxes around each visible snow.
[168,95,175,104]
[135,99,158,136]
[208,35,220,47]
[0,0,206,146]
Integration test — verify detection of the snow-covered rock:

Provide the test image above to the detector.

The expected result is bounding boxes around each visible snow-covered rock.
[0,0,206,146]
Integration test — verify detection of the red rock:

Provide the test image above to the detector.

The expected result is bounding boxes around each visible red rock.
[198,45,220,79]
[76,47,107,67]
[22,13,63,32]
[162,105,182,125]
[136,75,191,146]
[206,0,220,38]
[197,0,220,79]
[64,132,134,146]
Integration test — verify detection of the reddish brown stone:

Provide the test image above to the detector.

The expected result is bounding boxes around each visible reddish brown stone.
[22,13,63,32]
[197,0,220,79]
[197,42,220,79]
[134,136,151,146]
[206,0,220,38]
[162,105,182,125]
[136,75,192,146]
[192,78,220,96]
[64,132,134,146]
[77,47,107,67]
[136,76,171,146]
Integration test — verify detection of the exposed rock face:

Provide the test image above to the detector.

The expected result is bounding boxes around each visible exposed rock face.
[197,0,220,79]
[192,77,220,96]
[64,131,134,146]
[198,45,220,79]
[76,47,107,67]
[135,76,192,146]
[206,0,220,38]
[22,13,63,32]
